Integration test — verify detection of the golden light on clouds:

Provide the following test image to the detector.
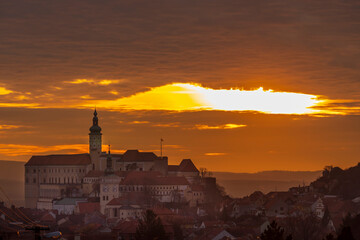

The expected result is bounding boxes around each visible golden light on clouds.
[0,87,13,95]
[0,124,21,130]
[66,79,122,86]
[88,83,332,115]
[0,144,123,156]
[205,153,227,156]
[195,124,247,130]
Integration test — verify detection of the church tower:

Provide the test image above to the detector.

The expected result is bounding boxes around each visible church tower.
[89,109,102,170]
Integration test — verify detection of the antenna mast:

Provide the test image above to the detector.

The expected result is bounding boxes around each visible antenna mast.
[160,138,164,158]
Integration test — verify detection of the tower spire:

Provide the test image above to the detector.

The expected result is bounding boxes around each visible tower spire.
[89,109,102,170]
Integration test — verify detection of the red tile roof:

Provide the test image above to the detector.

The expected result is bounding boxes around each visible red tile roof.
[178,159,199,172]
[78,202,100,214]
[113,220,138,233]
[25,154,91,166]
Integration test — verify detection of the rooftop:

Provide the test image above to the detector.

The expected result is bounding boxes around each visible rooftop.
[25,154,91,166]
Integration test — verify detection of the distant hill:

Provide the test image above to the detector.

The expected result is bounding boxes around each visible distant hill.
[213,170,321,198]
[0,160,25,206]
[311,163,360,199]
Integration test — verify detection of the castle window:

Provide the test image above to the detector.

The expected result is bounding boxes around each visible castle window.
[25,178,29,183]
[114,208,118,217]
[33,169,36,173]
[43,178,46,183]
[33,178,36,183]
[44,169,46,173]
[103,196,105,201]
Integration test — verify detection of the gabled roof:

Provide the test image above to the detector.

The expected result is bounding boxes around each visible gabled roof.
[25,154,91,166]
[121,150,160,162]
[178,159,199,172]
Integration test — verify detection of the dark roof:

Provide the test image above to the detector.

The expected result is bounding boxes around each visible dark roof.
[121,171,189,186]
[121,171,161,185]
[78,202,100,214]
[25,154,91,166]
[84,170,127,178]
[121,150,160,162]
[168,165,179,171]
[178,159,199,172]
[107,192,148,206]
[113,220,138,232]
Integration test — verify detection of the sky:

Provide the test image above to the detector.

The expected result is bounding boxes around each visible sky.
[0,0,359,172]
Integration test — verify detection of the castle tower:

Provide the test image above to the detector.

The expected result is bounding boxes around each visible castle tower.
[89,109,102,170]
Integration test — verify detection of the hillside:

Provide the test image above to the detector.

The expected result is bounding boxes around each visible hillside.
[311,163,360,199]
[213,170,321,197]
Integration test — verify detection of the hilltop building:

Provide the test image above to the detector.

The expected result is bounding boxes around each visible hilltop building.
[25,110,209,217]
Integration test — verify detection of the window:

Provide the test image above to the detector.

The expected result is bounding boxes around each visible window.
[103,196,105,201]
[33,178,36,183]
[43,178,46,183]
[25,178,29,183]
[33,169,36,173]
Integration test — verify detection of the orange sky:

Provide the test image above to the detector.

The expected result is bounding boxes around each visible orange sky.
[0,0,359,172]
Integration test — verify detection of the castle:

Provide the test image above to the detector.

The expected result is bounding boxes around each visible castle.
[24,110,208,217]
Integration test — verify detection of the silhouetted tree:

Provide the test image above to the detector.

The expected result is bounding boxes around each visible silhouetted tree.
[337,226,355,240]
[284,213,323,240]
[261,220,292,240]
[135,210,168,240]
[323,233,335,240]
[173,223,183,240]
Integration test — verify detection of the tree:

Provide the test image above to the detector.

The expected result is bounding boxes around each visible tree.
[283,213,322,240]
[337,226,355,240]
[135,210,168,240]
[261,220,292,240]
[173,223,184,240]
[323,233,335,240]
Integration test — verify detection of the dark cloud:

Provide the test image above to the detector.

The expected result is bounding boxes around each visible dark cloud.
[0,0,359,100]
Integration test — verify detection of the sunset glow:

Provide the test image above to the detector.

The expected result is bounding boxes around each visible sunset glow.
[88,83,328,115]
